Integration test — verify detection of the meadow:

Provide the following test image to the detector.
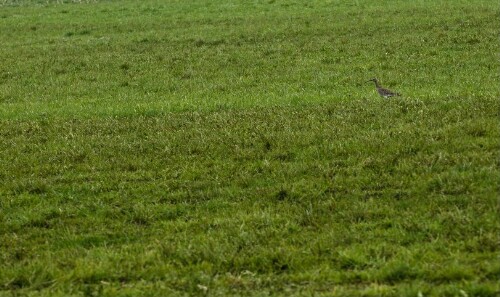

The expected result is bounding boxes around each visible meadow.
[0,0,499,296]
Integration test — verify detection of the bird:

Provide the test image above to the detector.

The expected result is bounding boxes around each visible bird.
[366,78,401,98]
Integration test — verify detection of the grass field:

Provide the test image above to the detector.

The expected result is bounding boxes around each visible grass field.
[1,0,499,296]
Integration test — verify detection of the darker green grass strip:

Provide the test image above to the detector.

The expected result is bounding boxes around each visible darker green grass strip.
[1,96,499,296]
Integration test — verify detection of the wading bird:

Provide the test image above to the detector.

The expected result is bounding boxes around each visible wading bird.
[367,78,401,98]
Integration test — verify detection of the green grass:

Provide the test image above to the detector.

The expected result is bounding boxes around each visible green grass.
[0,0,499,296]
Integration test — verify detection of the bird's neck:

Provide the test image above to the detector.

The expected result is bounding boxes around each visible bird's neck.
[373,81,381,88]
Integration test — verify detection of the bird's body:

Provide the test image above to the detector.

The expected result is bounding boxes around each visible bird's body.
[367,78,401,98]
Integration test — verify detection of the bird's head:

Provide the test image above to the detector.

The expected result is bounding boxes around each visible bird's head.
[366,78,378,83]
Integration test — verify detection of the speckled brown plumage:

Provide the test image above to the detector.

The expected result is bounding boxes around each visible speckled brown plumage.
[367,78,401,98]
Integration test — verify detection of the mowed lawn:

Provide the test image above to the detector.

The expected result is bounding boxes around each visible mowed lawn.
[0,0,499,296]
